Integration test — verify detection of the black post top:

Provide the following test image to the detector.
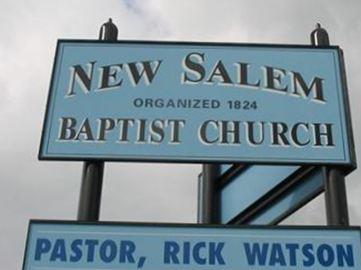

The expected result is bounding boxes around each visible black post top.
[310,23,330,46]
[99,18,118,41]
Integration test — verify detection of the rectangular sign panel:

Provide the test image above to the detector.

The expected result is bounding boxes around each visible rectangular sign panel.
[24,221,360,270]
[40,40,354,165]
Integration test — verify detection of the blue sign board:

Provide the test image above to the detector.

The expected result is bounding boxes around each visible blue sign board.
[211,165,324,224]
[221,165,301,223]
[24,221,361,270]
[40,40,354,166]
[248,167,324,224]
[220,164,233,175]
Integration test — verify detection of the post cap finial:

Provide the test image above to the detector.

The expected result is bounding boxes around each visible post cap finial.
[99,18,118,41]
[310,22,330,46]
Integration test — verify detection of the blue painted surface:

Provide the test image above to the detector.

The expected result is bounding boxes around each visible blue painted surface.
[40,41,351,164]
[221,165,300,223]
[24,221,361,269]
[220,164,233,175]
[249,168,324,224]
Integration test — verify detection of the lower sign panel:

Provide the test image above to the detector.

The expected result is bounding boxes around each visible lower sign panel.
[24,220,361,269]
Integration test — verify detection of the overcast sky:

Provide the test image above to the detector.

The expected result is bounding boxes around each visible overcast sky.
[1,0,361,269]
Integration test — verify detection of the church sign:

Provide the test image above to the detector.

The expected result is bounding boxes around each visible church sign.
[23,221,361,270]
[39,40,355,166]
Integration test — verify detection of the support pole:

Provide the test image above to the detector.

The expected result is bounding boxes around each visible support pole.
[77,162,104,221]
[198,164,220,224]
[77,18,118,221]
[324,167,349,225]
[311,23,349,226]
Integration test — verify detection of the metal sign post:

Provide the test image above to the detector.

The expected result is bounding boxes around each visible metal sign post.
[325,167,349,225]
[77,19,118,221]
[198,164,220,224]
[310,23,350,226]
